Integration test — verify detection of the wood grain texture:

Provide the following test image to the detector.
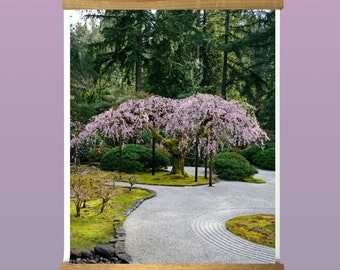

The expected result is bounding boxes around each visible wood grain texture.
[63,0,284,10]
[60,263,284,270]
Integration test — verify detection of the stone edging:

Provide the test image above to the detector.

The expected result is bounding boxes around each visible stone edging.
[110,187,157,263]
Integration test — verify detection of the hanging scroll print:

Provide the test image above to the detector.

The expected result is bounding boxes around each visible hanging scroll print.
[62,1,284,269]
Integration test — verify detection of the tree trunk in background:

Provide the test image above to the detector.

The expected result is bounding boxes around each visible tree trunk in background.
[196,10,201,61]
[152,137,156,175]
[204,139,208,179]
[76,204,81,217]
[135,11,143,92]
[135,62,142,92]
[118,130,123,178]
[221,10,230,100]
[209,153,213,187]
[195,138,199,182]
[200,10,208,88]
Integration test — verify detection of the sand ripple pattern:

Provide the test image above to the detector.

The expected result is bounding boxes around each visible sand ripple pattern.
[191,208,275,263]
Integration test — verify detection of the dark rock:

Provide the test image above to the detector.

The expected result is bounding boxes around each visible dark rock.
[88,259,97,264]
[81,248,94,258]
[111,257,119,263]
[94,244,115,259]
[70,249,82,259]
[116,252,133,263]
[75,258,82,264]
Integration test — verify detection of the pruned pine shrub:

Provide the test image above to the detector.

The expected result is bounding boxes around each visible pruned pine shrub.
[242,143,275,164]
[100,144,170,173]
[252,148,275,170]
[212,152,258,181]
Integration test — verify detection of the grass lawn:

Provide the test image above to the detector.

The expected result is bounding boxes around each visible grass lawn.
[226,214,275,248]
[70,186,152,250]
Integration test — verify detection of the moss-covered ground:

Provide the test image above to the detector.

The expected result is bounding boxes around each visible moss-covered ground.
[226,214,275,248]
[243,176,266,184]
[70,186,152,250]
[70,165,266,250]
[135,171,213,186]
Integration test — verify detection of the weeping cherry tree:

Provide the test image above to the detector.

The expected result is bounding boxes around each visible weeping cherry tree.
[72,94,268,179]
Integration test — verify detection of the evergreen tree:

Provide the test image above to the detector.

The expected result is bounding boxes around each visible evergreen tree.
[70,9,276,136]
[93,10,154,92]
[146,10,203,98]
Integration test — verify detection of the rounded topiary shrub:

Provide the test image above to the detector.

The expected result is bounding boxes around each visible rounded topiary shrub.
[212,152,258,181]
[242,145,260,164]
[100,144,170,173]
[242,143,275,164]
[252,148,275,170]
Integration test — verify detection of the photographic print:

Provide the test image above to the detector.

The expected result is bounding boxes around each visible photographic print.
[65,7,280,267]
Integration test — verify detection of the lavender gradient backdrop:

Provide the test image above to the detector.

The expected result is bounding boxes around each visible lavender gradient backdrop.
[1,1,339,269]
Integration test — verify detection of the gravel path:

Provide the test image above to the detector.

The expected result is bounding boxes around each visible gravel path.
[123,167,276,264]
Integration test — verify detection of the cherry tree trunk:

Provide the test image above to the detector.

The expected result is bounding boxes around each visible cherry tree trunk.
[148,126,189,178]
[76,205,81,217]
[170,154,188,177]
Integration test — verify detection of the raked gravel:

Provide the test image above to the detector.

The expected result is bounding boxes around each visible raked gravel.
[122,167,276,264]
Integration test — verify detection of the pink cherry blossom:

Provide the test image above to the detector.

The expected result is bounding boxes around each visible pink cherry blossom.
[72,94,268,158]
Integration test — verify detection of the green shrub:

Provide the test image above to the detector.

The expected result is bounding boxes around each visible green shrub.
[76,141,91,163]
[242,145,260,164]
[242,143,275,164]
[264,142,275,149]
[184,146,205,167]
[100,144,170,173]
[87,147,110,162]
[212,152,258,181]
[252,148,275,170]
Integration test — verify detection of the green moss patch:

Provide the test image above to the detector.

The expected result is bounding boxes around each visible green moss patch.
[226,214,275,248]
[70,186,151,250]
[243,176,266,184]
[135,171,214,186]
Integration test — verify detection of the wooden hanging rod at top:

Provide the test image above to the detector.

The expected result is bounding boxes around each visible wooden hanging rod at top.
[63,0,284,10]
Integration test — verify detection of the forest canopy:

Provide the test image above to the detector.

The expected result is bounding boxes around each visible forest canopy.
[70,9,276,140]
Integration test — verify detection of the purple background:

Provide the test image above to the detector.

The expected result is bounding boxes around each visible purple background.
[0,1,339,269]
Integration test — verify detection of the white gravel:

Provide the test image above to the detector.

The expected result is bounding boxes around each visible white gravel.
[123,167,276,264]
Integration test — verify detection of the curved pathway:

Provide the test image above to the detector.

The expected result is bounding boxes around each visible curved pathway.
[123,167,276,264]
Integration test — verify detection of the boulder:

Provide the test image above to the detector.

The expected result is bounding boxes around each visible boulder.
[70,249,82,259]
[81,248,94,258]
[94,244,115,259]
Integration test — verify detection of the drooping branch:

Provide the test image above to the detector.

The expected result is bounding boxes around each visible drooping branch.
[148,125,187,177]
[148,125,166,143]
[149,126,182,156]
[74,94,268,180]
